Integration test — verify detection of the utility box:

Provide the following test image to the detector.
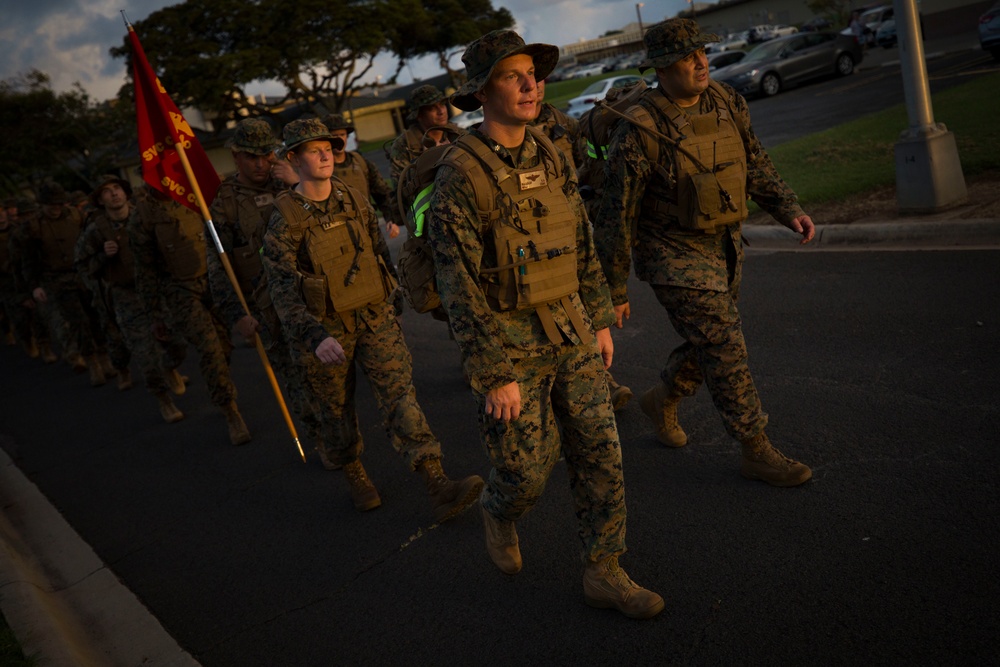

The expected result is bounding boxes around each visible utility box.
[894,123,967,214]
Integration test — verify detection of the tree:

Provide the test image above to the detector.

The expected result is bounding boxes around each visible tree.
[806,0,856,30]
[0,70,128,196]
[384,0,515,88]
[111,0,393,127]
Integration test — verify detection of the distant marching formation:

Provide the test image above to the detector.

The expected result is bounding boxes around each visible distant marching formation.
[0,19,818,620]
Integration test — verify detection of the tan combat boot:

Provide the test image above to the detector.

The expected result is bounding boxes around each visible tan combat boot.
[481,500,521,575]
[156,393,184,423]
[85,354,106,386]
[24,337,40,359]
[639,383,687,447]
[583,556,665,619]
[117,368,133,391]
[165,368,187,395]
[223,401,251,445]
[418,458,484,523]
[740,432,812,487]
[342,459,381,511]
[609,378,634,412]
[39,341,57,363]
[97,352,118,378]
[66,351,86,371]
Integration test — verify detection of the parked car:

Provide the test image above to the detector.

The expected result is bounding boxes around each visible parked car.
[767,24,800,39]
[876,19,897,48]
[568,63,605,79]
[801,17,833,32]
[565,74,643,119]
[714,31,862,98]
[980,1,1000,61]
[707,50,747,71]
[718,31,750,51]
[451,108,483,129]
[841,4,893,46]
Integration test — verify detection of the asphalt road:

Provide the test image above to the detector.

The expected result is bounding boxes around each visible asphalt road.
[1,248,998,664]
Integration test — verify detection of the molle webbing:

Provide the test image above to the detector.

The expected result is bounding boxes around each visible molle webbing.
[94,215,136,287]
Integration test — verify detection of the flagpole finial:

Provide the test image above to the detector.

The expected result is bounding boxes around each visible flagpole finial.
[121,10,132,29]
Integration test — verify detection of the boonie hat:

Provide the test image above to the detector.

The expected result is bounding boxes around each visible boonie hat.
[281,118,344,154]
[451,30,560,112]
[227,118,280,155]
[638,19,720,72]
[322,113,355,135]
[38,182,70,205]
[90,174,133,207]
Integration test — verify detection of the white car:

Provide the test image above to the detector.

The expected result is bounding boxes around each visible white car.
[569,63,606,79]
[450,108,483,129]
[718,31,749,51]
[564,74,643,119]
[768,24,799,38]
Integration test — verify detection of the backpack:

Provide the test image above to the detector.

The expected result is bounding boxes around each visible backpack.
[576,79,651,201]
[393,126,563,314]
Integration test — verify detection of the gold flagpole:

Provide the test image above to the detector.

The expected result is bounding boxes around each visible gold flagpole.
[172,141,306,463]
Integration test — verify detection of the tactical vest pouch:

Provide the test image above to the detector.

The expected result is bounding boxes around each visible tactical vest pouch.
[396,235,440,314]
[155,216,207,280]
[489,215,579,311]
[299,272,328,319]
[678,165,747,232]
[305,215,385,314]
[230,243,262,295]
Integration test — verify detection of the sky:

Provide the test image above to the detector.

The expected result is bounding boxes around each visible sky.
[0,0,693,102]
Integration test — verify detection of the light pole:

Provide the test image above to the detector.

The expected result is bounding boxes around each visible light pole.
[636,3,645,36]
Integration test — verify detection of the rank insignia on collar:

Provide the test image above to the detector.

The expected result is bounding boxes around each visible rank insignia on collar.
[518,170,547,191]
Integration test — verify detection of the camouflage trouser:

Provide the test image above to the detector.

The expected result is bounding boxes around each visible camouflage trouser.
[41,272,105,357]
[161,278,236,407]
[89,286,130,371]
[258,321,321,444]
[303,303,442,470]
[477,341,627,564]
[0,280,32,346]
[652,280,767,442]
[110,286,186,394]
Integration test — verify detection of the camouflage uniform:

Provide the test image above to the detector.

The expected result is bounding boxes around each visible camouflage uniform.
[130,188,242,412]
[530,99,632,410]
[207,119,322,445]
[322,114,403,230]
[387,85,465,190]
[76,176,187,395]
[263,118,482,518]
[431,33,628,565]
[17,183,108,371]
[594,19,811,486]
[3,201,53,358]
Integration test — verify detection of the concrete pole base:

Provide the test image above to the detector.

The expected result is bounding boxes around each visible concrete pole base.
[895,125,967,214]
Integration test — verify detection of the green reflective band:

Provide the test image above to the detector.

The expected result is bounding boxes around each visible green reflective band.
[585,140,609,160]
[411,183,435,237]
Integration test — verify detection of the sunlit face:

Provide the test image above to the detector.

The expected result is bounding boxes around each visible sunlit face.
[416,102,449,131]
[476,54,538,127]
[656,48,710,105]
[98,183,128,211]
[289,140,334,181]
[234,151,275,187]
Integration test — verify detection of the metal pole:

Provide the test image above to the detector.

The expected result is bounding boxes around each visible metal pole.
[896,0,933,132]
[636,3,645,36]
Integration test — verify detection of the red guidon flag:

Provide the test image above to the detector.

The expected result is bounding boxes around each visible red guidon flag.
[128,24,219,212]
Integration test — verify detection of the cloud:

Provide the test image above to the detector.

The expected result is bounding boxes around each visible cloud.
[0,0,690,102]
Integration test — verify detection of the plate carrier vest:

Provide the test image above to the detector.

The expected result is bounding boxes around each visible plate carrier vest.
[148,201,208,281]
[92,212,136,287]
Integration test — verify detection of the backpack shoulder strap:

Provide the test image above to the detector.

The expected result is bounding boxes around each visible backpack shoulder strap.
[707,80,749,148]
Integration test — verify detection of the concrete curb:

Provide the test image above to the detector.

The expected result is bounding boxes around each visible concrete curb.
[0,448,200,667]
[743,218,1000,248]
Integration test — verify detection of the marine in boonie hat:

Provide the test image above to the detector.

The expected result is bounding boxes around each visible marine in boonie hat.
[227,118,281,155]
[280,118,344,154]
[405,85,448,124]
[37,182,70,206]
[638,18,720,72]
[90,174,133,207]
[322,113,355,135]
[450,30,560,112]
